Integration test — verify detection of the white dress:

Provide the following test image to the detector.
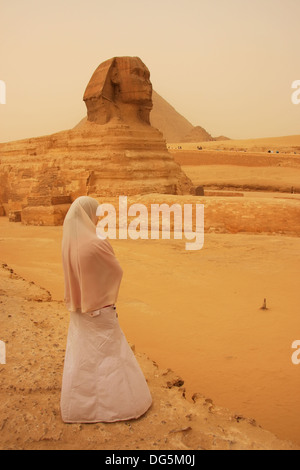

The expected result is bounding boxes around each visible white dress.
[60,305,152,423]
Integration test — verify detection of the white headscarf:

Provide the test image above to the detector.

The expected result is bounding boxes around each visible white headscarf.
[62,196,123,313]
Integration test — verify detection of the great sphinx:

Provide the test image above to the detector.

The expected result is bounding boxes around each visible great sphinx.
[0,56,194,225]
[83,56,153,125]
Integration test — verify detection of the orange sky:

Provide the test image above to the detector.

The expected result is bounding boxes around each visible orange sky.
[0,0,299,142]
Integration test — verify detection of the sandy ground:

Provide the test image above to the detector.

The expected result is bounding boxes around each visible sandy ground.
[0,215,300,447]
[1,263,298,450]
[171,146,300,193]
[169,134,300,153]
[182,165,300,193]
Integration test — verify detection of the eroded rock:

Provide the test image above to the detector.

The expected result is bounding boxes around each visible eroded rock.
[0,57,194,225]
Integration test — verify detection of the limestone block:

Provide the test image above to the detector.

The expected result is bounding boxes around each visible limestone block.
[27,195,72,207]
[8,211,21,222]
[21,204,71,226]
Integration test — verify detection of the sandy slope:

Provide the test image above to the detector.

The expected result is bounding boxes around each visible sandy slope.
[0,263,298,450]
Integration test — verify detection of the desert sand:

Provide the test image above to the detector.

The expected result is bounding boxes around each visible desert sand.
[0,242,299,450]
[169,135,300,153]
[1,180,300,448]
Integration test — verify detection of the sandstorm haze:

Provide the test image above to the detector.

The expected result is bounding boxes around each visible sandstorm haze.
[1,0,299,143]
[1,0,300,452]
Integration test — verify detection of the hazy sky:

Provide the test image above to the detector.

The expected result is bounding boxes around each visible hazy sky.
[0,0,299,142]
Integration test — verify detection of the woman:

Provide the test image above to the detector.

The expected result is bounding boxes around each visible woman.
[60,196,152,423]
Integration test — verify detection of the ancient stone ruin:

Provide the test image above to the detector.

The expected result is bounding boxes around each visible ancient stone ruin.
[0,56,194,225]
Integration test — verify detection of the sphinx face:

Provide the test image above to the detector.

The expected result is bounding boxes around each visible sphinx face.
[114,57,153,106]
[83,57,153,124]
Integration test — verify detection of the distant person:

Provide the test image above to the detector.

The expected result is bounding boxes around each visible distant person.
[60,196,152,423]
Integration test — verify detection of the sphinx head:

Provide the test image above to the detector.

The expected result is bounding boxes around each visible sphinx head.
[83,57,153,125]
